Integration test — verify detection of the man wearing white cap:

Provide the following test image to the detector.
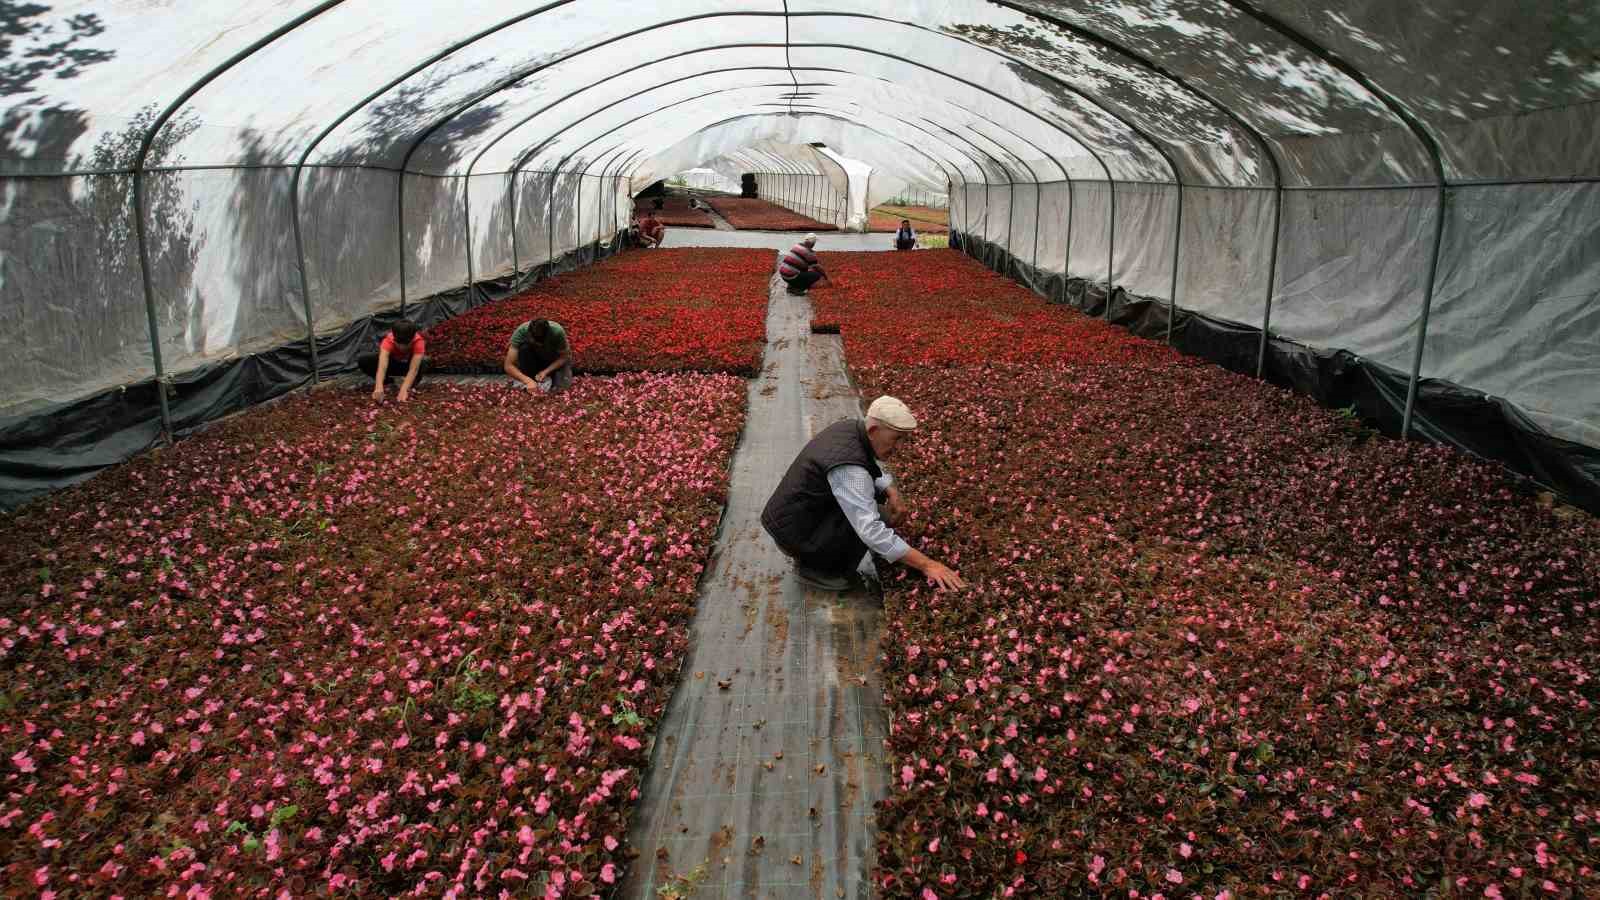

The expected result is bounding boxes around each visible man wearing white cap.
[761,396,965,592]
[776,233,828,296]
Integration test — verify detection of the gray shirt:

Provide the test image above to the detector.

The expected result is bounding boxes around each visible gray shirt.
[826,465,909,562]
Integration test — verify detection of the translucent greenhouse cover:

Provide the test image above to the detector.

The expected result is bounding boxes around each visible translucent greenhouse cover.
[0,1,1596,454]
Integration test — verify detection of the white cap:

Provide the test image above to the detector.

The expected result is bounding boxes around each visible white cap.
[866,396,918,431]
[803,232,818,245]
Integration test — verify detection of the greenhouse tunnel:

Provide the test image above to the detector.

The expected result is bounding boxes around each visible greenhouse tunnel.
[1,0,1598,513]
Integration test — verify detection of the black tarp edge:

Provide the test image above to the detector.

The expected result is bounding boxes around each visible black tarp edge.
[949,230,1600,518]
[0,232,632,512]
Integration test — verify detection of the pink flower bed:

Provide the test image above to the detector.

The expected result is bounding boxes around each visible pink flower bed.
[832,255,1600,897]
[0,375,746,897]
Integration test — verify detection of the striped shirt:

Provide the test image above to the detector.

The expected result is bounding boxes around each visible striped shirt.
[777,243,818,280]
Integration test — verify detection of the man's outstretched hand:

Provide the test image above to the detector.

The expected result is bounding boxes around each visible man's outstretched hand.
[921,560,965,591]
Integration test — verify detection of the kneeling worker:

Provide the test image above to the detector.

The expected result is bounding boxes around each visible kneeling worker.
[504,317,573,394]
[776,233,827,295]
[762,396,964,592]
[360,317,426,402]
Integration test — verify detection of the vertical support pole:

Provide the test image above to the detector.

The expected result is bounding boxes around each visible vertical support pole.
[1256,185,1286,377]
[290,166,322,385]
[132,168,175,441]
[591,167,602,248]
[575,171,584,258]
[548,170,558,267]
[1031,182,1042,273]
[1104,177,1116,321]
[1401,184,1448,438]
[509,169,520,277]
[396,168,408,316]
[1061,179,1075,304]
[1166,181,1184,345]
[463,173,474,291]
[1004,177,1016,270]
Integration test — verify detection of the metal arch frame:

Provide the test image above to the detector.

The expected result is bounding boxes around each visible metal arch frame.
[125,2,1262,438]
[539,84,805,261]
[1220,0,1450,439]
[495,59,1007,184]
[405,20,1147,260]
[986,0,1287,349]
[402,18,1174,211]
[964,119,1061,272]
[919,118,1021,256]
[586,110,970,216]
[288,1,581,377]
[390,10,792,304]
[505,71,1007,202]
[540,49,1109,230]
[140,4,1236,426]
[792,41,1180,318]
[569,106,975,218]
[582,110,976,247]
[462,53,843,245]
[952,116,1067,271]
[560,104,979,257]
[131,0,346,439]
[580,96,1050,252]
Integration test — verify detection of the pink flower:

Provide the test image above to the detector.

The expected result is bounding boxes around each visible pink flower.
[600,863,617,884]
[1166,868,1183,884]
[1468,792,1488,809]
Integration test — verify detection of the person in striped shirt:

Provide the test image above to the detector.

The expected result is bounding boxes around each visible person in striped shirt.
[776,233,828,295]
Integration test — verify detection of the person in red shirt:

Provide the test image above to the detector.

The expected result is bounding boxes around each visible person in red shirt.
[359,318,426,402]
[636,211,665,248]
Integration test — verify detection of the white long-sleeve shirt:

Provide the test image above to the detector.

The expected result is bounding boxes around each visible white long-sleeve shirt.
[826,466,910,562]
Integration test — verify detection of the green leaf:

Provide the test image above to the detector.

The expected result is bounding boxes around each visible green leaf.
[269,804,300,828]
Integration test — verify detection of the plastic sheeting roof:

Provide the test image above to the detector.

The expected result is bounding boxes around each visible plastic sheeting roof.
[5,1,1596,186]
[1,1,1598,468]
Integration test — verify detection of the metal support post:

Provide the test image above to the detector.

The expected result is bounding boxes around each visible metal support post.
[1255,187,1285,376]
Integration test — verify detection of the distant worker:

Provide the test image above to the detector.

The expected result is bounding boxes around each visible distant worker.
[762,396,965,592]
[360,317,426,403]
[777,233,828,295]
[636,210,665,248]
[504,317,573,395]
[894,218,917,251]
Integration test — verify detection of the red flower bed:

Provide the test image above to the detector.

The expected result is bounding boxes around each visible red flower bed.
[828,255,1600,896]
[702,197,838,231]
[811,250,1177,369]
[632,196,713,228]
[426,248,772,376]
[0,375,746,896]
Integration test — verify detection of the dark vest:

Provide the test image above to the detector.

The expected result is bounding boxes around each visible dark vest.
[761,419,884,573]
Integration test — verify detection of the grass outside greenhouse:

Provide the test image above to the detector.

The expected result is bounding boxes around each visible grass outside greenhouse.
[2,246,1597,897]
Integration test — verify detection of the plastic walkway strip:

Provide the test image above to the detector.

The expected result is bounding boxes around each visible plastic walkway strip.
[622,276,890,899]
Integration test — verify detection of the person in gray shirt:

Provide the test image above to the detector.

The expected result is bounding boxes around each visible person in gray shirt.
[762,396,965,592]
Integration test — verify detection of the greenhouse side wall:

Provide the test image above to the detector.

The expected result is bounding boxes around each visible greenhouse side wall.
[950,179,1600,516]
[0,164,630,512]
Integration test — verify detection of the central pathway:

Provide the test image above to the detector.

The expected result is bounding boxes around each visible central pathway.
[622,277,890,900]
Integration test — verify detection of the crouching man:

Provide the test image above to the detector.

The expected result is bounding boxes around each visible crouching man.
[761,396,964,592]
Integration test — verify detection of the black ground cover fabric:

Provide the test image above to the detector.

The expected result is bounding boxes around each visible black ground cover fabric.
[951,230,1600,517]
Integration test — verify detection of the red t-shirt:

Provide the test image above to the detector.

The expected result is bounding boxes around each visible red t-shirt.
[380,331,425,362]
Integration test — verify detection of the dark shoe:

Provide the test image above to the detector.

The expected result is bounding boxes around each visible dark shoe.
[785,287,807,296]
[794,565,851,592]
